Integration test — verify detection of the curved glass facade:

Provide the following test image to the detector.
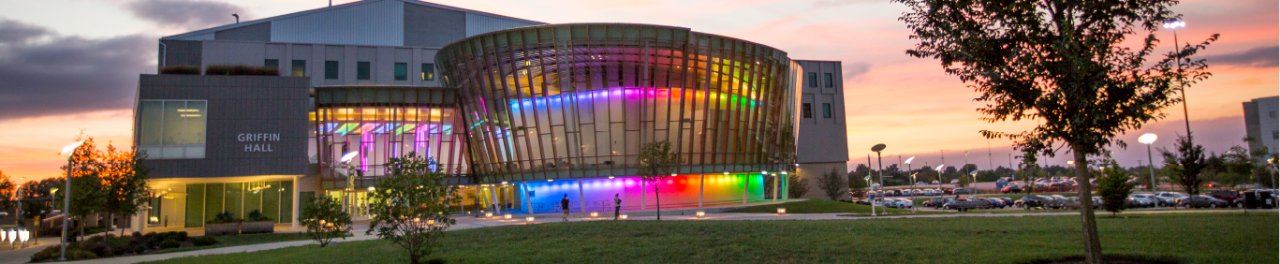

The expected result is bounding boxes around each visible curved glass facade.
[438,24,800,184]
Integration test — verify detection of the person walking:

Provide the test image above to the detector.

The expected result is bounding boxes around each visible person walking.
[561,194,571,222]
[613,193,622,220]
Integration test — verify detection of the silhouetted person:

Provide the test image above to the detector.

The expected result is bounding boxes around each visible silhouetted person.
[614,193,622,220]
[561,194,571,222]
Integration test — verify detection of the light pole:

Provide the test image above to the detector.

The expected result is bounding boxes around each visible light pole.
[905,156,915,212]
[1163,20,1192,139]
[1139,133,1158,192]
[871,144,887,216]
[338,151,358,216]
[57,140,84,261]
[935,164,945,196]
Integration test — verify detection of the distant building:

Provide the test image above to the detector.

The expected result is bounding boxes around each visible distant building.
[1242,96,1279,153]
[794,60,850,199]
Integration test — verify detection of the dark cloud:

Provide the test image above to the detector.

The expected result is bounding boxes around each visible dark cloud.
[844,61,870,81]
[125,0,246,31]
[1204,45,1278,68]
[0,19,50,44]
[0,22,153,120]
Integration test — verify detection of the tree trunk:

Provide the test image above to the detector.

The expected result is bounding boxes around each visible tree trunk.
[1073,150,1104,263]
[654,185,661,221]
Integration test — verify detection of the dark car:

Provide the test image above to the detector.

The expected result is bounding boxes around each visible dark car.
[926,197,956,209]
[1001,185,1023,193]
[999,197,1014,206]
[986,198,1007,208]
[1206,190,1240,206]
[953,188,972,195]
[1179,195,1228,208]
[943,198,990,211]
[1016,195,1048,209]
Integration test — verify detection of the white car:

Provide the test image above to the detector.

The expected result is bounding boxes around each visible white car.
[883,198,913,209]
[901,189,914,196]
[1155,192,1188,206]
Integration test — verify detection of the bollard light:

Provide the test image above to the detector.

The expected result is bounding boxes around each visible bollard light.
[504,214,512,219]
[696,210,705,218]
[777,208,787,215]
[620,214,629,220]
[485,212,493,218]
[590,212,599,218]
[526,216,535,222]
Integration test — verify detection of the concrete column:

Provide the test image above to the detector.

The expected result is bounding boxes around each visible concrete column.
[577,179,586,213]
[641,180,646,210]
[698,174,704,208]
[524,182,533,214]
[742,174,748,204]
[773,175,779,201]
[489,184,501,215]
[291,177,300,229]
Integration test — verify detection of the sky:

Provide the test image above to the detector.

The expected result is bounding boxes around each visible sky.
[0,0,1275,181]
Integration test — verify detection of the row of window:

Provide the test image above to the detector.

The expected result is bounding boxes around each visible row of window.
[263,59,435,82]
[800,103,832,119]
[137,100,208,159]
[806,72,835,88]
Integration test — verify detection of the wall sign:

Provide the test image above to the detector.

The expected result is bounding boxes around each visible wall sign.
[238,133,280,152]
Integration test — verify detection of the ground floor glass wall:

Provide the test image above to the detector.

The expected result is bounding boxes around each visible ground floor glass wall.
[147,180,294,228]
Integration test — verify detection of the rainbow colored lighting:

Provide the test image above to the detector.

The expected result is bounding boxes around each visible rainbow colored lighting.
[507,87,760,110]
[516,174,764,214]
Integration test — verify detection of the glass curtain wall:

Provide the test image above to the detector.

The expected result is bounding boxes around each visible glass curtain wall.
[437,24,800,184]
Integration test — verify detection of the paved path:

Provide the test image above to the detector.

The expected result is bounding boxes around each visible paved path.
[4,205,1273,264]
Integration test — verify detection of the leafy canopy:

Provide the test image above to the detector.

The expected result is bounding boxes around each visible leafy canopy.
[367,153,459,264]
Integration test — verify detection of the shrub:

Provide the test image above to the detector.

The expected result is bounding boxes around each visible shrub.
[427,258,447,264]
[247,209,272,222]
[159,239,181,249]
[159,65,200,75]
[301,196,352,247]
[163,231,189,242]
[788,175,811,198]
[817,168,846,200]
[207,211,239,224]
[192,236,218,247]
[204,64,279,76]
[65,249,98,261]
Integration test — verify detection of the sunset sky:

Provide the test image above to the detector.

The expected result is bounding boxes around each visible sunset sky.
[0,0,1275,182]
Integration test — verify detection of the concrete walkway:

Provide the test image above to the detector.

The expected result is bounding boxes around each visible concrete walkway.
[5,204,1273,264]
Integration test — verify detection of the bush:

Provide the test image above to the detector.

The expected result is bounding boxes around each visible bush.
[207,211,239,224]
[247,209,272,222]
[159,65,200,75]
[427,258,447,264]
[204,64,279,76]
[159,239,181,249]
[31,245,97,262]
[192,236,218,247]
[788,175,811,198]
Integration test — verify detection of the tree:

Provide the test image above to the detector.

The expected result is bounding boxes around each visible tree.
[635,141,676,220]
[57,135,107,240]
[0,170,14,214]
[817,168,845,200]
[1097,161,1135,217]
[1161,134,1205,195]
[787,176,810,198]
[894,0,1218,262]
[301,195,351,247]
[367,153,459,264]
[20,179,57,220]
[1018,147,1043,196]
[101,144,151,236]
[847,171,868,201]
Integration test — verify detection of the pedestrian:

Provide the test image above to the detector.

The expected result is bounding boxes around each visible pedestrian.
[561,194,571,222]
[613,193,622,220]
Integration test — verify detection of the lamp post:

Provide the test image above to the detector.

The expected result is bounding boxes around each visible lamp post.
[57,140,83,261]
[338,151,358,216]
[904,157,915,212]
[1163,20,1192,139]
[1139,133,1158,192]
[935,164,945,197]
[871,144,887,215]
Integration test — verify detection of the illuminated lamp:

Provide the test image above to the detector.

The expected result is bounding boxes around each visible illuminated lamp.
[590,212,599,218]
[777,208,787,215]
[526,216,535,222]
[485,212,493,218]
[696,210,706,218]
[504,214,512,219]
[547,179,553,182]
[620,214,629,220]
[723,172,729,175]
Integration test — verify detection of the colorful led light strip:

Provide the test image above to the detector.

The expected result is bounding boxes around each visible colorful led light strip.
[507,87,760,110]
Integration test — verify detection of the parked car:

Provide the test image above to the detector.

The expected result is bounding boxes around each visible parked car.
[1206,190,1241,206]
[953,188,972,195]
[889,198,914,209]
[926,197,956,209]
[1091,197,1104,209]
[1126,194,1155,208]
[1178,195,1228,208]
[943,198,990,211]
[998,197,1014,206]
[1001,185,1023,193]
[986,198,1007,208]
[1155,192,1189,207]
[1015,195,1048,209]
[1045,195,1071,209]
[942,188,954,195]
[901,189,914,196]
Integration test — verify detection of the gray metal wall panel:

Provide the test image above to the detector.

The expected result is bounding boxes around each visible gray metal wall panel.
[159,40,202,70]
[215,22,272,42]
[201,41,265,69]
[138,75,311,179]
[464,13,539,37]
[270,0,403,46]
[404,3,466,47]
[795,60,849,163]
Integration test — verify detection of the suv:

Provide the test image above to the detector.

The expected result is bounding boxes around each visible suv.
[926,197,956,209]
[1016,195,1048,209]
[1155,192,1188,207]
[1127,194,1155,208]
[943,198,989,211]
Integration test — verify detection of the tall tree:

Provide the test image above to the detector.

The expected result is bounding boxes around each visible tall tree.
[57,135,107,240]
[1097,160,1135,217]
[636,141,677,220]
[1161,134,1205,195]
[817,168,846,200]
[367,153,459,264]
[0,170,14,215]
[894,0,1218,262]
[101,144,151,236]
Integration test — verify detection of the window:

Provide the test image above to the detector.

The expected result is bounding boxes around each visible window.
[1273,130,1278,139]
[264,59,279,72]
[324,61,339,79]
[394,63,407,81]
[824,73,834,87]
[421,63,435,81]
[291,60,306,77]
[807,72,817,87]
[822,103,832,118]
[137,100,207,159]
[802,103,812,118]
[357,61,371,80]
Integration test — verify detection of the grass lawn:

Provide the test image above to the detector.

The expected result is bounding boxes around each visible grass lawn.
[145,213,1275,264]
[156,232,339,254]
[727,199,929,215]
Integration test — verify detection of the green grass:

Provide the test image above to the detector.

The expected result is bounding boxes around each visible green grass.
[727,199,924,214]
[155,232,338,253]
[145,213,1276,264]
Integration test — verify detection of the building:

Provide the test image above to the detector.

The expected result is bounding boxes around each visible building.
[792,60,850,199]
[1243,95,1279,153]
[131,0,847,231]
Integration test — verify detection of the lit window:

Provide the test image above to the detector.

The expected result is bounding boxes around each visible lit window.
[137,100,207,159]
[357,62,371,80]
[394,63,407,81]
[823,103,832,118]
[291,60,306,77]
[324,61,339,79]
[802,103,812,118]
[421,63,435,81]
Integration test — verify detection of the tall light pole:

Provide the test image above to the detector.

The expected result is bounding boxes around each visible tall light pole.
[338,151,358,216]
[1164,20,1192,139]
[905,156,915,212]
[1139,133,1159,192]
[57,140,84,261]
[871,144,887,215]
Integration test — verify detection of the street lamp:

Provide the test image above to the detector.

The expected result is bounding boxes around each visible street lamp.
[934,164,945,197]
[871,144,887,216]
[1139,133,1158,192]
[57,140,83,261]
[339,151,358,217]
[904,157,915,212]
[1163,20,1193,139]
